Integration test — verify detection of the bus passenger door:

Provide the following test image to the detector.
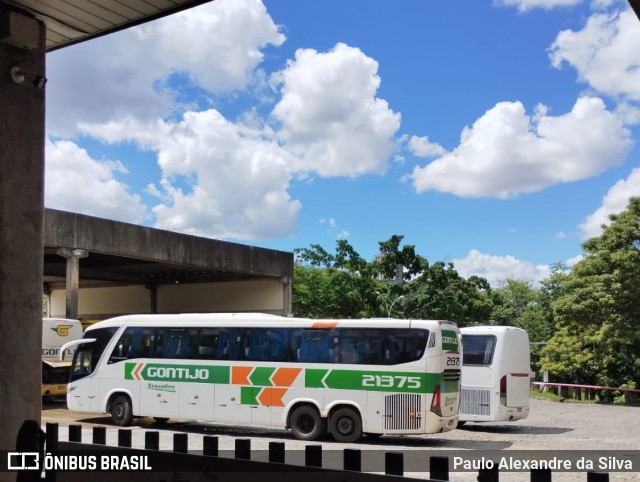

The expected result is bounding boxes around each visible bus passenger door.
[180,382,214,421]
[214,384,251,424]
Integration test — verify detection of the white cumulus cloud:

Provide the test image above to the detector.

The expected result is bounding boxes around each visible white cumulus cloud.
[549,9,640,101]
[408,136,446,158]
[494,0,584,12]
[46,0,285,136]
[411,97,631,198]
[271,43,401,177]
[81,110,301,240]
[45,139,148,223]
[579,168,640,239]
[453,249,552,287]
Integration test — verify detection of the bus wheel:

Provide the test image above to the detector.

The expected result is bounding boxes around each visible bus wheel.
[111,395,133,427]
[290,405,325,441]
[330,407,362,443]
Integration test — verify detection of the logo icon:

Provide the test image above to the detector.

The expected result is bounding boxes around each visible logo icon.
[52,324,73,336]
[7,452,40,470]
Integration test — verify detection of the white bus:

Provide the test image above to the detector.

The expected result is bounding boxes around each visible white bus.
[42,318,83,397]
[459,325,530,424]
[62,313,462,442]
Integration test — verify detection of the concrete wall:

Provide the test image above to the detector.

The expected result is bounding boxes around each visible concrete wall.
[49,280,287,320]
[50,285,151,319]
[156,280,285,313]
[0,9,46,461]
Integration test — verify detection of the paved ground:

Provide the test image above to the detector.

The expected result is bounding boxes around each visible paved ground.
[41,397,640,481]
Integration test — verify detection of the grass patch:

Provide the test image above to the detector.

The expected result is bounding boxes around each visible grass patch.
[530,389,564,401]
[530,389,597,403]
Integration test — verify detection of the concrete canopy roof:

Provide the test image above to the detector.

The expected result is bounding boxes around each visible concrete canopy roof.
[43,209,293,290]
[4,0,213,52]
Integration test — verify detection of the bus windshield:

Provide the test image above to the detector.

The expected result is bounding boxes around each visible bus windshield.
[70,327,118,382]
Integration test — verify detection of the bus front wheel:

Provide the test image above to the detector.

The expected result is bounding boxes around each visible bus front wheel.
[111,395,133,427]
[329,407,362,443]
[289,405,325,441]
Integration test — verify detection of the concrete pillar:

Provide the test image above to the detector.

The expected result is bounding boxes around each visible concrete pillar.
[282,276,292,316]
[0,6,46,466]
[57,247,88,319]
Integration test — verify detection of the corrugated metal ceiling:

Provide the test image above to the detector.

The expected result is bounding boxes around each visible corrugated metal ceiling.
[3,0,213,52]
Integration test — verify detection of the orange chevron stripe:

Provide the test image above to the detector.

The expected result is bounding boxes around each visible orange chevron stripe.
[271,368,302,387]
[312,321,338,328]
[232,366,253,385]
[134,363,143,380]
[258,387,288,407]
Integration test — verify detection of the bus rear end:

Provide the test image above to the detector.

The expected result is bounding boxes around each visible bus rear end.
[460,326,530,423]
[422,321,461,433]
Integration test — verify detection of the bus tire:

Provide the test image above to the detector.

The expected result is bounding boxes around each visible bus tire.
[111,395,133,427]
[289,405,325,441]
[329,407,362,443]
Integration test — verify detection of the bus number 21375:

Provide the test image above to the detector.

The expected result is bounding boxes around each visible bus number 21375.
[362,374,421,389]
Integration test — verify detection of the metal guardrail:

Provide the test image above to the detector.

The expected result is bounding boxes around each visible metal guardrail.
[532,382,640,394]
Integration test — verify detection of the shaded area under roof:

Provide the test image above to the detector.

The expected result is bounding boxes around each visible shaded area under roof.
[43,209,293,290]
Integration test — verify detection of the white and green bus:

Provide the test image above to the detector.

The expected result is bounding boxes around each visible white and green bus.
[62,313,462,442]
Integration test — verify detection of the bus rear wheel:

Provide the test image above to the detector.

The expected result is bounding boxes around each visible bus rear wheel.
[329,407,362,443]
[290,405,325,441]
[111,395,133,427]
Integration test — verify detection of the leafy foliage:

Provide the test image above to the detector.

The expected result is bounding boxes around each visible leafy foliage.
[540,198,640,388]
[292,200,640,390]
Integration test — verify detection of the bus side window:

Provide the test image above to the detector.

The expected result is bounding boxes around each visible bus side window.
[289,329,303,362]
[197,328,218,359]
[246,329,268,361]
[162,329,189,359]
[299,330,330,363]
[268,329,287,362]
[385,329,427,364]
[216,329,242,360]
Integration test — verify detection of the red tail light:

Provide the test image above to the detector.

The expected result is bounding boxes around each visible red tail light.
[500,375,507,406]
[430,384,442,416]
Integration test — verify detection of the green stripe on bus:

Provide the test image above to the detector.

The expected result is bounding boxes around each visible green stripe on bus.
[306,369,443,394]
[305,369,328,388]
[124,362,230,383]
[441,329,459,351]
[249,367,275,386]
[241,386,258,405]
[123,363,457,395]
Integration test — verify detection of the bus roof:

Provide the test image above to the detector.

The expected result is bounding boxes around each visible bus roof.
[461,325,526,333]
[84,313,456,331]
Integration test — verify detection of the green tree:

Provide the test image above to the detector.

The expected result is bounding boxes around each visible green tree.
[540,197,640,387]
[293,240,383,318]
[490,279,555,373]
[404,261,493,325]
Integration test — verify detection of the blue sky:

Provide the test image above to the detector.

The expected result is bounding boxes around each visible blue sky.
[44,0,640,287]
